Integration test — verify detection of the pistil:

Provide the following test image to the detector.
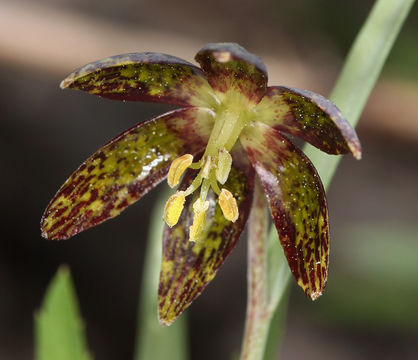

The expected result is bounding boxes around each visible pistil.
[163,101,250,241]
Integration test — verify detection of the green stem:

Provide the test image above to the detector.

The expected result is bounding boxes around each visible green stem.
[240,180,270,360]
[262,287,289,360]
[244,0,416,359]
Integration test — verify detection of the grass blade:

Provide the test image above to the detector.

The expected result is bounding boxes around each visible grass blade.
[306,0,416,183]
[35,266,92,360]
[263,0,416,358]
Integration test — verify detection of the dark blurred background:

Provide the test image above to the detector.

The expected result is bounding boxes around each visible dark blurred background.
[1,0,417,359]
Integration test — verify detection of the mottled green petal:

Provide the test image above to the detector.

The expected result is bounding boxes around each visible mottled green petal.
[240,122,329,300]
[255,86,361,159]
[195,43,268,103]
[158,153,254,326]
[61,52,215,107]
[41,107,214,240]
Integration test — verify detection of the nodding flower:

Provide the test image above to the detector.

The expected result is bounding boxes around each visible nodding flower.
[41,43,361,325]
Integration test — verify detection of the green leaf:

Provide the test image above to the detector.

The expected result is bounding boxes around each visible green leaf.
[35,266,92,360]
[305,0,416,184]
[314,223,418,329]
[263,0,416,358]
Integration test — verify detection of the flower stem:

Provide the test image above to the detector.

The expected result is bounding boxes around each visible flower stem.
[242,0,416,359]
[240,179,270,360]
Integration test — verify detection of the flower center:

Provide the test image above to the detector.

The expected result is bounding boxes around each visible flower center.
[163,101,251,241]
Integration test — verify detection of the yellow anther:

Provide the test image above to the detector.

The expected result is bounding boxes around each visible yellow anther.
[163,191,186,227]
[219,188,239,222]
[189,199,209,242]
[216,148,232,185]
[167,154,193,188]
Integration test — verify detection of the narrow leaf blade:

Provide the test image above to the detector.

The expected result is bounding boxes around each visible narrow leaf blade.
[35,267,92,360]
[262,0,415,357]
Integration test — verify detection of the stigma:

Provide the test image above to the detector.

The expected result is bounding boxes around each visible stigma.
[163,148,239,242]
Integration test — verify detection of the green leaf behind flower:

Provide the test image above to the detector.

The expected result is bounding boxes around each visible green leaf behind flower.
[35,267,92,360]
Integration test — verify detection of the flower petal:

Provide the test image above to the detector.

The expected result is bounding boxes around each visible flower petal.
[41,107,214,240]
[195,43,268,103]
[240,122,329,300]
[255,86,361,159]
[158,152,254,326]
[60,52,215,107]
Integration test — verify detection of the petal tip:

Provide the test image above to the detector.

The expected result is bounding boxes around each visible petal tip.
[60,76,73,89]
[158,312,176,327]
[40,218,50,239]
[40,216,70,240]
[310,290,323,301]
[40,227,49,239]
[40,227,62,241]
[40,230,58,241]
[352,145,362,160]
[348,138,362,160]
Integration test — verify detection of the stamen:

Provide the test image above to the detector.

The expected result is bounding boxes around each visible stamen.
[189,199,209,242]
[164,99,248,234]
[184,174,203,196]
[189,160,202,170]
[216,148,232,184]
[167,154,193,188]
[219,188,239,222]
[163,191,186,227]
[209,177,221,195]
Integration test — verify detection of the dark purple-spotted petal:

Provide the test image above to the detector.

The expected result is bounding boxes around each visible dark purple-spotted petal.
[60,52,215,107]
[41,107,214,240]
[158,151,254,326]
[195,43,268,103]
[255,86,361,159]
[240,122,329,300]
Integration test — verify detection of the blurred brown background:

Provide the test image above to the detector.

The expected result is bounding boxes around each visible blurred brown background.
[1,0,417,359]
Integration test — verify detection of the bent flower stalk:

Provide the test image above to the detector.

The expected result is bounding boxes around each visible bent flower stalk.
[41,43,361,326]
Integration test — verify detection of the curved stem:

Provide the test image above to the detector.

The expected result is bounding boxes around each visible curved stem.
[241,1,415,359]
[240,179,270,360]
